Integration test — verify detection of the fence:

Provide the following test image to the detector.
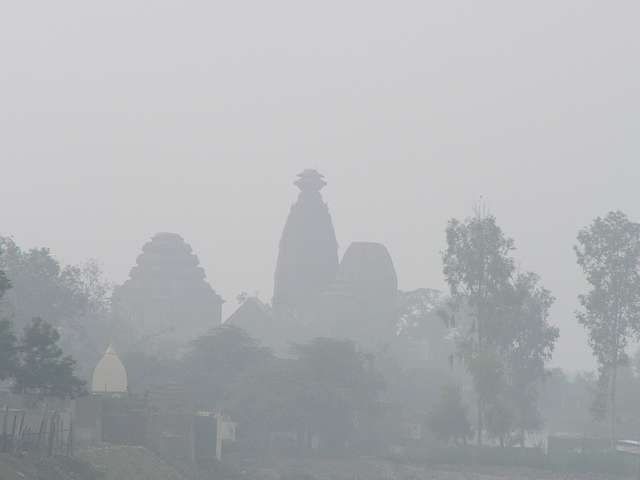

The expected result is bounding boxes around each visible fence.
[1,406,73,457]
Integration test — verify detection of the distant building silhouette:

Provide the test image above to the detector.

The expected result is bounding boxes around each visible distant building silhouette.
[319,242,398,350]
[273,170,339,335]
[225,296,279,350]
[112,232,223,352]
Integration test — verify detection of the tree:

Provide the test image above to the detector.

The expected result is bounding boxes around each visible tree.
[288,338,384,450]
[0,238,113,373]
[13,318,86,399]
[427,385,472,445]
[0,319,17,381]
[501,272,558,444]
[0,268,9,299]
[0,257,16,381]
[181,324,273,408]
[442,213,515,445]
[484,396,514,447]
[575,210,640,446]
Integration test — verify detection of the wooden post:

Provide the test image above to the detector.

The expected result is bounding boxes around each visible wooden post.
[48,414,56,457]
[67,418,74,457]
[37,413,46,454]
[2,405,8,453]
[10,413,18,452]
[18,411,25,446]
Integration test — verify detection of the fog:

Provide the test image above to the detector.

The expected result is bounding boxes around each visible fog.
[3,0,640,374]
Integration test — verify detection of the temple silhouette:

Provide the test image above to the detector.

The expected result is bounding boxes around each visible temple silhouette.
[241,169,400,354]
[112,232,223,353]
[272,169,340,345]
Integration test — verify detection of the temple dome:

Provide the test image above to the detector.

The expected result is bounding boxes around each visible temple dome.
[319,242,399,348]
[92,345,128,394]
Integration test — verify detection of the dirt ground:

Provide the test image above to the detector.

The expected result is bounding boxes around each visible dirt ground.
[236,457,629,480]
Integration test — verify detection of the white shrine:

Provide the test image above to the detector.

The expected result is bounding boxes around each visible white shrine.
[91,344,128,394]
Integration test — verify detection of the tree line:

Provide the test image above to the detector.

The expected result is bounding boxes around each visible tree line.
[435,209,640,448]
[1,209,639,450]
[0,273,86,401]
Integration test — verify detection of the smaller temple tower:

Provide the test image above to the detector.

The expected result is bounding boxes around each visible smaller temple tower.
[319,242,399,350]
[112,232,223,353]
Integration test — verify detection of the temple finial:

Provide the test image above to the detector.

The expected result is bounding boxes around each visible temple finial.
[294,169,326,193]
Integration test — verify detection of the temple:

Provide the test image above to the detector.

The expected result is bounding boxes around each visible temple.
[92,344,128,394]
[273,170,339,332]
[112,232,223,352]
[319,242,399,349]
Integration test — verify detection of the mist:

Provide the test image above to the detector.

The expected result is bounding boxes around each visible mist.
[2,2,640,479]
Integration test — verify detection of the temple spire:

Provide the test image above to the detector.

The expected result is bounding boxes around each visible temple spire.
[273,170,339,328]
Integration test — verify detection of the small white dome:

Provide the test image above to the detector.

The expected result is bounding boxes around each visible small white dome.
[92,345,128,394]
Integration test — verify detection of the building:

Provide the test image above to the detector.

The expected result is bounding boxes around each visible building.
[112,232,223,353]
[273,170,339,340]
[319,242,399,350]
[91,344,128,394]
[225,297,281,351]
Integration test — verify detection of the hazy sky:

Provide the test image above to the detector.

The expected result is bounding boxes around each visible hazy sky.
[2,1,639,370]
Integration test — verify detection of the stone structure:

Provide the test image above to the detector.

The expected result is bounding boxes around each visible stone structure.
[112,232,223,352]
[273,170,339,335]
[92,344,128,394]
[225,297,282,351]
[319,242,399,350]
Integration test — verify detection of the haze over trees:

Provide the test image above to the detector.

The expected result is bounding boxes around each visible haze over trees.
[0,237,112,374]
[442,211,558,446]
[575,210,640,446]
[13,317,87,400]
[6,168,640,480]
[0,254,86,401]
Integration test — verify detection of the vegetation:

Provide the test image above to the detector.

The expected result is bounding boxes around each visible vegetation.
[427,385,472,445]
[575,210,640,446]
[4,202,640,477]
[441,211,558,446]
[13,317,87,399]
[0,237,112,374]
[0,319,18,381]
[0,262,86,400]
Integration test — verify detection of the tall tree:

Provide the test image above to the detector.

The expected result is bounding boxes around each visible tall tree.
[500,272,558,444]
[14,318,86,399]
[575,210,640,446]
[442,213,515,445]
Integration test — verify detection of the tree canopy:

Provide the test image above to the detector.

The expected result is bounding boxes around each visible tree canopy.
[442,212,557,446]
[575,210,640,445]
[13,318,86,399]
[0,237,112,373]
